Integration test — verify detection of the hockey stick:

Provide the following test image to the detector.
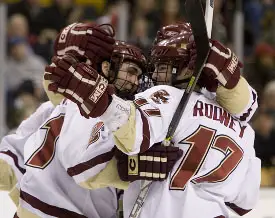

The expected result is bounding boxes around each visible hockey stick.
[129,1,214,218]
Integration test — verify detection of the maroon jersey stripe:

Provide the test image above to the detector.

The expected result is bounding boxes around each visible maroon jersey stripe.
[138,108,150,153]
[0,150,26,174]
[67,147,115,176]
[225,202,252,216]
[239,90,257,121]
[20,191,87,218]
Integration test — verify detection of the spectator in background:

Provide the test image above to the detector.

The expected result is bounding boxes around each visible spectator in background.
[7,80,40,131]
[161,0,180,26]
[244,42,275,101]
[5,35,46,129]
[261,1,275,47]
[243,0,263,45]
[7,14,29,40]
[35,0,97,34]
[212,0,228,44]
[130,16,151,54]
[8,0,42,37]
[132,0,160,43]
[5,36,45,94]
[253,80,275,186]
[96,0,120,33]
[32,0,97,62]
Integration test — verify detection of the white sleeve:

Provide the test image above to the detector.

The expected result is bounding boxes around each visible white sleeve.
[0,101,55,180]
[101,86,186,155]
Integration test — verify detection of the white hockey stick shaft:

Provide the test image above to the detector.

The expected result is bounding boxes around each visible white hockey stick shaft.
[129,1,214,218]
[205,0,214,38]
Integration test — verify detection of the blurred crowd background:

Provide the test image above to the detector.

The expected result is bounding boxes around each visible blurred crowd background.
[0,0,275,187]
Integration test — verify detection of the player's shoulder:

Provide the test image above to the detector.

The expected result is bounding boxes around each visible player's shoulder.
[16,101,56,136]
[24,101,54,120]
[135,85,187,107]
[134,85,205,118]
[136,85,182,98]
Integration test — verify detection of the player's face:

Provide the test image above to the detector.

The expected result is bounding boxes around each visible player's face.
[152,63,191,86]
[114,61,142,94]
[152,63,172,85]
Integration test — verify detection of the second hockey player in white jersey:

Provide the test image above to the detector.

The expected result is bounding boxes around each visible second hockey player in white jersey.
[105,28,261,218]
[17,36,183,217]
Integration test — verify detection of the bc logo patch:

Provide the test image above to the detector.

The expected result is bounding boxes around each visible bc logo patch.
[88,121,104,146]
[150,89,170,104]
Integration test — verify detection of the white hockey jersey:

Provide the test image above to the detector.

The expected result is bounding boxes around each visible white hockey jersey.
[110,85,261,218]
[18,100,118,218]
[0,101,54,192]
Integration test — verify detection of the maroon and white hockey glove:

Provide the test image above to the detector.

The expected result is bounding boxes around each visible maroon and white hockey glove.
[115,143,183,182]
[44,54,115,118]
[187,39,243,91]
[54,22,115,67]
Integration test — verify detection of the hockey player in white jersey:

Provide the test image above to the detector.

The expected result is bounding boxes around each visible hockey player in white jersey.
[16,30,183,217]
[44,23,261,217]
[13,23,117,218]
[112,25,260,218]
[0,22,177,218]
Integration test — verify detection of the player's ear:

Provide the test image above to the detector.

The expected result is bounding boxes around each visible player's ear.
[42,78,64,106]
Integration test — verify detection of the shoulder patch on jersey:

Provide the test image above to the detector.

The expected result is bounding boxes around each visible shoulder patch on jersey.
[88,121,104,146]
[150,89,170,104]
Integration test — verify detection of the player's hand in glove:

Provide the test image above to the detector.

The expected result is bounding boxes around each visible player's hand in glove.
[115,143,183,182]
[187,39,243,91]
[54,22,115,67]
[44,54,115,118]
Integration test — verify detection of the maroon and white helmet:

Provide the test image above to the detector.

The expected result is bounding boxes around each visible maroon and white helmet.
[108,41,147,99]
[149,22,193,86]
[109,41,146,80]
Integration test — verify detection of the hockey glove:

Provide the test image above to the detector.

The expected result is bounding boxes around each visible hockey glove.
[44,54,115,118]
[115,143,183,182]
[187,39,243,91]
[54,22,115,67]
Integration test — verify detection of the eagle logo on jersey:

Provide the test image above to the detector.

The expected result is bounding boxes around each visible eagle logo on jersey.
[150,89,170,104]
[88,121,104,146]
